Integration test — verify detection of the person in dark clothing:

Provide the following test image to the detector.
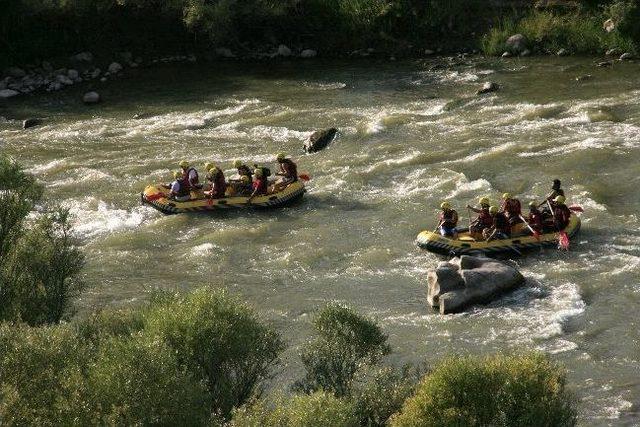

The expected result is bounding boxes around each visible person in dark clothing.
[467,196,493,236]
[204,165,227,199]
[500,192,523,225]
[553,195,572,230]
[248,168,269,202]
[527,201,544,234]
[484,206,511,241]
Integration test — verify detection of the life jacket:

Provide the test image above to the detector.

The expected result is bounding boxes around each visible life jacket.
[253,165,272,178]
[554,204,571,229]
[253,177,268,195]
[502,198,521,217]
[439,209,458,227]
[210,168,226,197]
[238,165,253,180]
[182,167,199,191]
[478,208,493,227]
[528,209,543,231]
[280,159,298,181]
[494,212,510,234]
[172,179,189,197]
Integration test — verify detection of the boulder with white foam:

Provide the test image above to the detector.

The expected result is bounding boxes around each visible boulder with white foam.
[427,255,524,314]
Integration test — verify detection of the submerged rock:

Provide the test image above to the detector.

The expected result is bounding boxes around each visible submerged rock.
[476,81,499,95]
[22,118,41,129]
[501,51,512,58]
[587,106,621,122]
[505,34,527,54]
[304,128,338,153]
[427,255,524,314]
[83,91,100,104]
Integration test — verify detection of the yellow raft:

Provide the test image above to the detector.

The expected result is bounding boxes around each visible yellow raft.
[141,181,306,214]
[416,215,581,255]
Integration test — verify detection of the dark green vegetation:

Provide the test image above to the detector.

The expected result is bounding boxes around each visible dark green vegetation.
[0,157,84,325]
[3,0,639,69]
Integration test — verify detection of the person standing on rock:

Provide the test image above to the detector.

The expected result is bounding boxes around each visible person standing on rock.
[484,206,510,241]
[500,193,522,225]
[438,202,459,239]
[467,196,493,238]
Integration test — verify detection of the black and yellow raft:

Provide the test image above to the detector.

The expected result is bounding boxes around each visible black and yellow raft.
[416,215,581,255]
[141,181,306,214]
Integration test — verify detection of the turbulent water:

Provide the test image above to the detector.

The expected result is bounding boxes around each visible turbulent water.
[1,57,639,425]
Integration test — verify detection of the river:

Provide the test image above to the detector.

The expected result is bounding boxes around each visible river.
[1,57,639,425]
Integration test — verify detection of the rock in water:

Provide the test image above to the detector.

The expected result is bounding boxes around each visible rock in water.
[426,255,524,314]
[304,128,338,153]
[277,45,292,57]
[620,52,634,61]
[505,34,527,55]
[83,91,100,104]
[605,48,620,57]
[300,49,317,58]
[476,81,499,95]
[0,89,20,99]
[22,118,41,129]
[108,62,123,74]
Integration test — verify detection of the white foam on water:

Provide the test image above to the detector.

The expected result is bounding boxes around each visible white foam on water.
[64,197,148,239]
[190,243,222,257]
[438,70,480,83]
[250,125,313,142]
[31,159,69,174]
[48,167,114,188]
[302,81,347,90]
[447,141,517,163]
[445,178,493,199]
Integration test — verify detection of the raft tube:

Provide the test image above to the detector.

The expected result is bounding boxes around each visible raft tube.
[141,181,306,214]
[416,215,581,256]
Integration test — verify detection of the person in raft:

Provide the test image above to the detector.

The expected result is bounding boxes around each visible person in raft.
[273,153,298,192]
[248,167,269,203]
[500,192,522,225]
[204,164,227,199]
[483,206,511,241]
[233,159,253,182]
[467,196,493,236]
[438,201,459,239]
[552,195,572,230]
[179,160,201,192]
[527,201,544,234]
[169,170,191,202]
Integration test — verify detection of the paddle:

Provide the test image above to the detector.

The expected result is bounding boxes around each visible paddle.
[519,214,541,241]
[299,173,311,181]
[548,200,570,250]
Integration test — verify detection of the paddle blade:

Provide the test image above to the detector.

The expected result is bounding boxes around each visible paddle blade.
[145,193,164,201]
[299,173,311,181]
[568,204,584,213]
[533,231,541,241]
[558,231,570,250]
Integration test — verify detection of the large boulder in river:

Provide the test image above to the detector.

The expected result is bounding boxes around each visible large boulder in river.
[22,118,41,129]
[427,255,524,314]
[505,34,528,55]
[83,91,101,104]
[304,128,338,153]
[476,81,499,95]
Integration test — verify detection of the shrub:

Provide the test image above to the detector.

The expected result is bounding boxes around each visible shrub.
[143,288,284,418]
[232,391,358,427]
[295,303,390,397]
[0,157,84,325]
[390,353,577,427]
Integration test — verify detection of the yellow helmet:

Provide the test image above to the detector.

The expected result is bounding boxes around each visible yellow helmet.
[479,197,490,205]
[233,160,243,168]
[554,195,566,204]
[179,160,189,168]
[255,168,264,177]
[489,205,499,214]
[529,201,537,208]
[276,153,286,161]
[173,170,182,179]
[241,175,250,183]
[502,192,512,200]
[440,201,451,210]
[208,167,218,176]
[204,162,213,171]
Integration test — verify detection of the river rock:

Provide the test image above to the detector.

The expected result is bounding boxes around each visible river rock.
[108,62,123,74]
[56,74,73,85]
[68,69,79,80]
[83,91,100,104]
[424,49,435,55]
[305,128,338,153]
[427,255,525,314]
[620,52,634,60]
[71,51,94,63]
[597,60,613,67]
[557,48,569,56]
[300,49,317,58]
[501,51,512,58]
[277,44,292,57]
[215,47,235,58]
[22,118,41,129]
[505,34,527,54]
[605,48,620,57]
[476,81,499,95]
[0,89,20,99]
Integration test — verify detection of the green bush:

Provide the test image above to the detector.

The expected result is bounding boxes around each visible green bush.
[294,303,390,397]
[232,391,358,427]
[0,157,85,326]
[390,353,577,427]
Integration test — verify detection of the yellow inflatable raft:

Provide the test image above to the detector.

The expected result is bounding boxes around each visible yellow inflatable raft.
[141,181,306,214]
[416,215,581,255]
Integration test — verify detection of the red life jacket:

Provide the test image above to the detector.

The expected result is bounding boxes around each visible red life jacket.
[253,177,268,195]
[554,204,571,229]
[478,209,493,227]
[182,167,199,191]
[528,210,543,231]
[502,198,522,217]
[494,212,510,233]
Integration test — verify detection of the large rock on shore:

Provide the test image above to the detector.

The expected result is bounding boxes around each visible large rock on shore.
[505,34,528,55]
[304,127,338,153]
[427,255,524,314]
